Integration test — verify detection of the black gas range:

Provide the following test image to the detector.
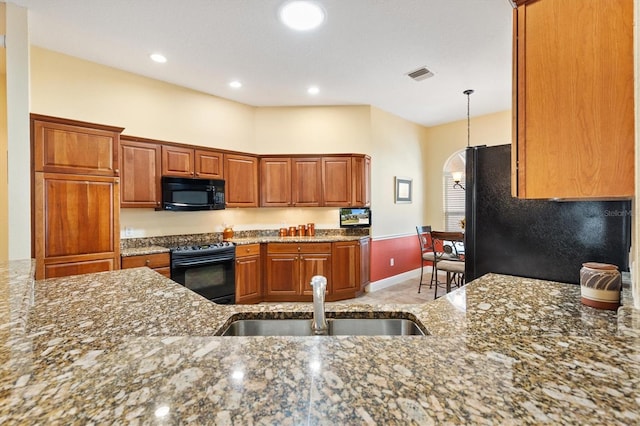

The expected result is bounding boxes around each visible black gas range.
[170,241,236,304]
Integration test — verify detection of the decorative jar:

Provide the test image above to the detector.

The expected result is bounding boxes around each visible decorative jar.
[579,262,621,310]
[222,226,234,241]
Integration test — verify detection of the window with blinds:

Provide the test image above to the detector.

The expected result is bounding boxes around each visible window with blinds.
[442,148,466,232]
[443,173,465,232]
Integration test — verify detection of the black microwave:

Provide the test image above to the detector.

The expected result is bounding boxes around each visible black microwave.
[161,176,225,211]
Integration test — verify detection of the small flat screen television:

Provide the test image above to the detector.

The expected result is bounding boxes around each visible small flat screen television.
[339,207,371,228]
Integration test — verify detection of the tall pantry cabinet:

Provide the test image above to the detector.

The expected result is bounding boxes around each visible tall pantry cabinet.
[512,0,634,199]
[32,114,123,279]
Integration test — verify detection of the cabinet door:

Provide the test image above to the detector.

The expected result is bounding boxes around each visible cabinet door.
[260,157,292,207]
[34,173,120,279]
[265,253,299,297]
[322,156,352,206]
[225,153,259,207]
[292,158,322,207]
[162,145,195,177]
[235,244,263,304]
[352,156,371,207]
[120,139,162,208]
[32,115,122,176]
[299,253,332,296]
[513,0,634,199]
[331,241,359,297]
[195,149,224,179]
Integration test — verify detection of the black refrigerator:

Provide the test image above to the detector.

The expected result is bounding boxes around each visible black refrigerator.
[464,144,631,284]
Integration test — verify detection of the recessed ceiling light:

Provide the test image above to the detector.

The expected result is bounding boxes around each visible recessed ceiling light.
[307,86,320,95]
[229,81,242,89]
[150,53,167,63]
[279,1,325,31]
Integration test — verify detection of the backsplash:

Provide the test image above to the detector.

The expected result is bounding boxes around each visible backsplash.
[120,228,370,249]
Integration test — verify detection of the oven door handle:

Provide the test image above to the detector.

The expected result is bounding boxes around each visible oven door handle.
[172,257,234,268]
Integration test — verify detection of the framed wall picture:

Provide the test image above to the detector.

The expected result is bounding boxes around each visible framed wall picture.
[395,177,412,203]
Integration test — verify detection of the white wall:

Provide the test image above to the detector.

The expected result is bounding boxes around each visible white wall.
[6,3,30,260]
[369,107,429,238]
[30,47,255,153]
[254,106,372,154]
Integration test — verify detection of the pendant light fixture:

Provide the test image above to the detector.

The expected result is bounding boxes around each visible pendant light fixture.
[464,89,474,147]
[452,89,474,190]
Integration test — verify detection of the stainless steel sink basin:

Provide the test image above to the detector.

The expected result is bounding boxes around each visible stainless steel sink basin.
[221,318,425,336]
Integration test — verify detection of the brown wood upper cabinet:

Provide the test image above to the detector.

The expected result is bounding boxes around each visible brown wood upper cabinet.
[322,156,352,207]
[161,145,224,179]
[322,155,371,207]
[32,114,122,176]
[260,157,292,207]
[195,149,224,179]
[260,155,369,207]
[225,153,259,207]
[512,0,634,199]
[351,155,371,207]
[120,138,162,208]
[260,157,323,207]
[292,158,323,207]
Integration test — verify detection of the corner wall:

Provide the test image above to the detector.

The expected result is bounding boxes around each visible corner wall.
[6,3,29,260]
[0,3,7,260]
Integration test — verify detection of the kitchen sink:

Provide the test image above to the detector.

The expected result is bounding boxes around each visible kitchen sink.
[220,318,425,336]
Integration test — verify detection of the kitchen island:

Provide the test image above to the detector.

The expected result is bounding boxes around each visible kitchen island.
[1,260,638,425]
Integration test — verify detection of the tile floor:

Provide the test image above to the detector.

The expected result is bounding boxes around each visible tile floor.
[260,271,461,306]
[328,271,460,305]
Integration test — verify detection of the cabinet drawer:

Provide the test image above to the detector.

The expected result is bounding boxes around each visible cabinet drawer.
[236,244,261,258]
[122,253,170,269]
[267,242,331,254]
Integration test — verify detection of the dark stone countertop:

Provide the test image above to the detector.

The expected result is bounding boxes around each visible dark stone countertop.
[1,260,638,425]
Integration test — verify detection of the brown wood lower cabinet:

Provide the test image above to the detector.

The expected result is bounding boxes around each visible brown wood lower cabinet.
[34,172,120,279]
[264,243,332,302]
[121,253,171,278]
[234,240,369,304]
[331,240,365,300]
[235,244,262,304]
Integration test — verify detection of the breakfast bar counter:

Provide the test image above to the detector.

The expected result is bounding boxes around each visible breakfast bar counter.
[1,260,638,424]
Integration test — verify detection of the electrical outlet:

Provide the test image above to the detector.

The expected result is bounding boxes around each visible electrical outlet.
[124,227,134,237]
[390,258,394,266]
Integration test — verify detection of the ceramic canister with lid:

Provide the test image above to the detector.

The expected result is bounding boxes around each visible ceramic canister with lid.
[579,262,621,310]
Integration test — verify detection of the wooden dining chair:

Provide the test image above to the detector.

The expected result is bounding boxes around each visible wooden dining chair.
[430,231,465,299]
[416,226,437,293]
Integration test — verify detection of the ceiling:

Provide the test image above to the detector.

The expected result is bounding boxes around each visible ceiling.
[10,0,514,127]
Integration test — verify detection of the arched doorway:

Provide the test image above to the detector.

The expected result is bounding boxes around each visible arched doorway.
[442,149,465,231]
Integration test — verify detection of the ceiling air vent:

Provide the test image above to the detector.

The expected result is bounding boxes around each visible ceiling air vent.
[407,66,434,81]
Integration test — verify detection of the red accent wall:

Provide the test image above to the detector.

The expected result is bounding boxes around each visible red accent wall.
[370,235,423,282]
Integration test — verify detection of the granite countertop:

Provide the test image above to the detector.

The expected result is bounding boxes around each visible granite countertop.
[120,245,171,257]
[230,235,367,245]
[120,232,369,256]
[1,261,638,425]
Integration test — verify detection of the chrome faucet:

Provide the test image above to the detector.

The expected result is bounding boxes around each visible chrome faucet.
[310,275,328,335]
